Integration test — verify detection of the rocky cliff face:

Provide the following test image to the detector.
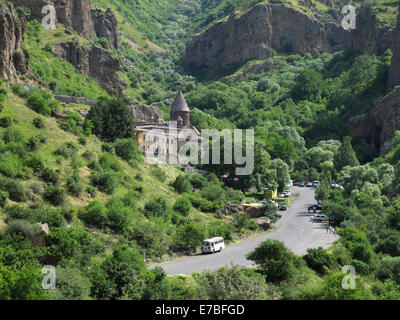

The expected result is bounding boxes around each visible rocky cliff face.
[91,8,121,50]
[54,41,126,98]
[0,2,29,81]
[349,87,400,155]
[13,1,121,44]
[186,3,393,75]
[13,0,94,40]
[349,3,400,155]
[388,3,400,89]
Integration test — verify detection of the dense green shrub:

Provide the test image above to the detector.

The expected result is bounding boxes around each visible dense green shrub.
[52,267,92,300]
[352,259,370,276]
[233,213,258,231]
[175,221,207,253]
[24,155,45,174]
[27,94,51,115]
[171,175,192,194]
[46,225,103,265]
[41,167,59,185]
[66,171,83,196]
[5,219,41,238]
[0,152,23,178]
[26,136,40,151]
[44,186,66,206]
[11,83,27,97]
[99,153,121,171]
[0,116,12,128]
[6,204,66,228]
[114,138,141,162]
[0,190,8,207]
[80,201,108,228]
[3,127,24,143]
[207,221,234,242]
[173,196,192,216]
[197,266,268,300]
[0,176,30,202]
[144,197,170,219]
[303,247,335,275]
[90,170,119,194]
[55,142,78,158]
[33,117,45,129]
[188,173,208,189]
[187,193,220,212]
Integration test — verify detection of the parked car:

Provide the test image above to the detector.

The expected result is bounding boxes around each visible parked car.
[311,214,329,222]
[280,204,287,211]
[306,182,313,187]
[308,204,323,212]
[313,181,320,187]
[278,192,286,198]
[299,182,305,187]
[283,190,291,196]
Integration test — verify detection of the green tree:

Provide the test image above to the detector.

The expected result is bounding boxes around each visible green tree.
[87,97,135,142]
[334,137,359,171]
[176,222,207,253]
[247,240,297,283]
[198,266,268,300]
[291,69,324,101]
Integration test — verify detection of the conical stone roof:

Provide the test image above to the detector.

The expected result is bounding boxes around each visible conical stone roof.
[171,89,190,112]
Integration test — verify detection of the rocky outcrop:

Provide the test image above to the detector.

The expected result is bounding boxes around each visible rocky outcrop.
[54,95,97,106]
[185,3,393,75]
[53,41,125,97]
[349,3,400,154]
[0,2,29,81]
[13,0,94,40]
[14,0,121,45]
[349,87,400,155]
[388,3,400,88]
[129,104,162,124]
[91,8,121,50]
[220,59,279,82]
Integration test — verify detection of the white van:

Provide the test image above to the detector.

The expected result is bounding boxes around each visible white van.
[201,237,225,254]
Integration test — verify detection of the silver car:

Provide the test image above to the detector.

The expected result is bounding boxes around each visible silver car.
[311,214,330,223]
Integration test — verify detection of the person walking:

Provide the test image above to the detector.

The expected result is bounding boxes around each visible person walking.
[326,226,329,234]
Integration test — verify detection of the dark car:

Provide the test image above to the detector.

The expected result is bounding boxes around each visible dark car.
[308,204,323,212]
[299,182,305,187]
[280,204,287,211]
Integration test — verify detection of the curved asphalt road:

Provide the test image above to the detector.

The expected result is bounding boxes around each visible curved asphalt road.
[150,186,338,275]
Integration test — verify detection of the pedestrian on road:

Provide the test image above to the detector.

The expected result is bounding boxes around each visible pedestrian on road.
[326,226,329,234]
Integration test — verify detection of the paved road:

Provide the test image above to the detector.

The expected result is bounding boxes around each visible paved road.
[150,186,338,275]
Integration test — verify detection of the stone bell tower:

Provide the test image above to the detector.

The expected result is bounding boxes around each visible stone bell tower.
[170,89,190,128]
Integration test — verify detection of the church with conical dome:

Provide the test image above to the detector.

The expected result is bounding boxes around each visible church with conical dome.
[135,90,202,163]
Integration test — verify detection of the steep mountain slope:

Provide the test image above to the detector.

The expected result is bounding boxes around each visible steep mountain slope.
[185,2,394,76]
[0,2,29,81]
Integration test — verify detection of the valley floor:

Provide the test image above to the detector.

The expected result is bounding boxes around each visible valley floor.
[151,186,338,275]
